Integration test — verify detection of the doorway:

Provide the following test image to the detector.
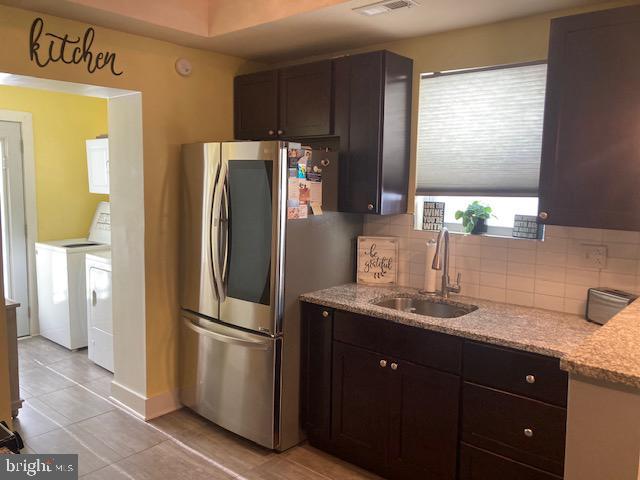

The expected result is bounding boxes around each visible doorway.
[0,120,30,337]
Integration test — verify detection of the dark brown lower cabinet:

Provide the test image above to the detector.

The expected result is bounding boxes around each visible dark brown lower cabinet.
[330,341,460,479]
[460,444,562,480]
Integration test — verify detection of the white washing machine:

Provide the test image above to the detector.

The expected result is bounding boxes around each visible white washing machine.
[86,251,113,371]
[35,202,111,350]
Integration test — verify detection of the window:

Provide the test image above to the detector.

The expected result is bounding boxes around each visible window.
[415,62,547,235]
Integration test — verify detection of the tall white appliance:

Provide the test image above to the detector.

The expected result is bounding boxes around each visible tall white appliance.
[179,141,361,450]
[35,202,111,349]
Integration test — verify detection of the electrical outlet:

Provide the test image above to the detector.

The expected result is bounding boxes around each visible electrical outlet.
[579,244,608,269]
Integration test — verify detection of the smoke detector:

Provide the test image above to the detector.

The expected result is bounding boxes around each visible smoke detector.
[353,0,419,16]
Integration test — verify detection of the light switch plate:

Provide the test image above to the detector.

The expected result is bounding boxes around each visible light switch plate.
[579,244,608,269]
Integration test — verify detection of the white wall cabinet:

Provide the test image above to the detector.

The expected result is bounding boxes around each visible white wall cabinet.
[86,138,110,194]
[86,252,113,372]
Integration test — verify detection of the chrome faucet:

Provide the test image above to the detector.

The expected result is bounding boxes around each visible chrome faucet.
[431,227,461,298]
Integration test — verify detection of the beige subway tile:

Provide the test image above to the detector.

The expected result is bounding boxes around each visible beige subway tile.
[457,269,480,285]
[536,237,568,254]
[408,274,424,289]
[564,284,590,301]
[456,234,482,246]
[564,298,587,316]
[388,214,415,226]
[460,283,479,298]
[478,285,507,303]
[599,272,637,292]
[481,246,508,261]
[568,227,603,242]
[508,248,536,264]
[456,244,482,258]
[536,251,567,267]
[567,254,599,271]
[604,258,638,275]
[455,256,481,271]
[534,293,565,312]
[480,272,507,289]
[565,268,600,287]
[606,242,639,260]
[480,236,512,249]
[387,224,410,238]
[544,226,570,238]
[363,224,388,236]
[506,290,535,307]
[507,238,538,251]
[481,259,507,274]
[507,261,536,277]
[535,279,565,297]
[602,229,640,244]
[507,275,535,292]
[535,265,566,282]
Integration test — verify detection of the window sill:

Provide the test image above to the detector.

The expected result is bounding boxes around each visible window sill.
[413,223,543,242]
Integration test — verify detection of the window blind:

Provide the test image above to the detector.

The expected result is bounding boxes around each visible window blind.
[416,63,547,196]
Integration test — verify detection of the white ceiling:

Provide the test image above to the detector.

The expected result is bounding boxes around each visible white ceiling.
[2,0,603,63]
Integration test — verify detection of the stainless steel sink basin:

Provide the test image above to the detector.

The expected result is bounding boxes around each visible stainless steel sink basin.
[373,296,478,318]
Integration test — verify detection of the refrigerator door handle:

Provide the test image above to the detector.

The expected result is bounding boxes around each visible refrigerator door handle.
[220,174,230,285]
[211,161,227,302]
[182,317,271,350]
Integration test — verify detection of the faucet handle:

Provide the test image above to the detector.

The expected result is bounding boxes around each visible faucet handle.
[449,273,462,294]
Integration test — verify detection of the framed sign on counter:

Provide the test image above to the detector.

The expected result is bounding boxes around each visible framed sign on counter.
[357,236,398,285]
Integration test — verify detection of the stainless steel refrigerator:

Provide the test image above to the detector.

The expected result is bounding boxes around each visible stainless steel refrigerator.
[179,141,362,450]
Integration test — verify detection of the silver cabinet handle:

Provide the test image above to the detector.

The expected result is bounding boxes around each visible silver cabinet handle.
[538,211,548,220]
[526,374,536,384]
[91,290,97,306]
[268,130,275,136]
[321,310,329,318]
[379,360,387,368]
[367,203,374,211]
[277,129,284,135]
[524,428,534,438]
[390,363,398,371]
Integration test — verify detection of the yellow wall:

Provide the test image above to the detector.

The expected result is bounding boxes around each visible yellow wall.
[0,86,108,241]
[0,4,257,398]
[284,0,640,213]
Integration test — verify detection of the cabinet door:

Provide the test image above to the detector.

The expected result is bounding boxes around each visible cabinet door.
[300,302,333,445]
[388,360,460,480]
[86,138,109,194]
[87,265,113,371]
[331,341,390,474]
[234,70,279,140]
[460,444,562,480]
[279,61,332,137]
[336,52,383,214]
[538,5,640,230]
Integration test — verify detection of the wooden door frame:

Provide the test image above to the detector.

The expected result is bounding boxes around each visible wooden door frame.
[0,110,38,336]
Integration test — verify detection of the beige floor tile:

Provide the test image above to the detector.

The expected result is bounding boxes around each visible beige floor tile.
[19,365,76,397]
[18,336,70,365]
[171,423,274,474]
[284,444,382,479]
[243,456,332,480]
[81,464,137,480]
[12,402,60,440]
[82,376,113,398]
[47,356,111,384]
[112,440,238,480]
[75,410,166,458]
[27,425,123,476]
[147,408,212,437]
[38,385,116,423]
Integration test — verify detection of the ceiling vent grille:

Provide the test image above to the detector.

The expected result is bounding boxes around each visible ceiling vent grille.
[353,0,419,16]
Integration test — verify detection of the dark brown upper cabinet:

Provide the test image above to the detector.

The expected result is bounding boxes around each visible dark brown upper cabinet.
[538,5,640,230]
[234,61,333,140]
[279,61,333,138]
[234,70,279,140]
[334,51,413,215]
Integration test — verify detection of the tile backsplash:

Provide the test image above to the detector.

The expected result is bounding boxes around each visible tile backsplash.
[364,214,640,315]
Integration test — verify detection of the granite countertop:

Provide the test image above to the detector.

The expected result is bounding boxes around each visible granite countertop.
[561,300,640,389]
[300,283,598,359]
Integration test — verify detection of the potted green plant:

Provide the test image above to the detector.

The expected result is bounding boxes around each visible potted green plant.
[455,201,495,234]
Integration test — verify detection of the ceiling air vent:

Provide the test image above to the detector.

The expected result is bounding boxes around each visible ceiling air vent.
[353,0,419,16]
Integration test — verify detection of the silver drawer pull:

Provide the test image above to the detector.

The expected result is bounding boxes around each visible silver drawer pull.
[321,310,329,318]
[526,375,536,384]
[379,360,387,368]
[390,363,398,371]
[524,428,534,438]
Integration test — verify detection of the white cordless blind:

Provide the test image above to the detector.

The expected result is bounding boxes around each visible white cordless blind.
[416,63,547,196]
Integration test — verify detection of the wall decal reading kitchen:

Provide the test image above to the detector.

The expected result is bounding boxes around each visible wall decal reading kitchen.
[29,17,124,76]
[357,236,398,286]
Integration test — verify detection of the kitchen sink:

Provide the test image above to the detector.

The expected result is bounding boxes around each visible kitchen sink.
[373,296,478,318]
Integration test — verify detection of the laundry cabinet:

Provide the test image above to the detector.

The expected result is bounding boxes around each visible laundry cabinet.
[86,138,110,194]
[86,251,113,372]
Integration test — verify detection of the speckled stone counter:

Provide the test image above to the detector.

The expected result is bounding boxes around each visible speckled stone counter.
[300,283,598,359]
[561,300,640,389]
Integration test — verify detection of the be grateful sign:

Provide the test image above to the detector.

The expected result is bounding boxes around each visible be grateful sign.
[29,17,124,76]
[357,236,398,286]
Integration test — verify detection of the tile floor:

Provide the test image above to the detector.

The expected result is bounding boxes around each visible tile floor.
[16,336,380,479]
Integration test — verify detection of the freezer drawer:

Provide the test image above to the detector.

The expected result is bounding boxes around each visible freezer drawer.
[179,311,279,449]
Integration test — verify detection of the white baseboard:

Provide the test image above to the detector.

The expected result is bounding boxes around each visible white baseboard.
[110,380,181,420]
